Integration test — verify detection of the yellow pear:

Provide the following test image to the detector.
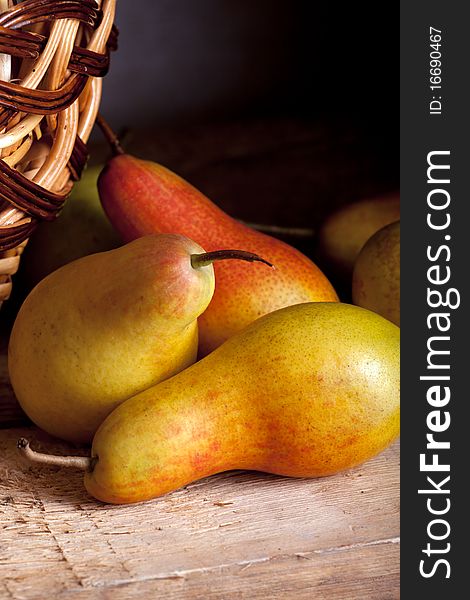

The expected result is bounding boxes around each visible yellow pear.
[317,194,400,281]
[9,234,269,443]
[352,221,400,326]
[19,302,400,504]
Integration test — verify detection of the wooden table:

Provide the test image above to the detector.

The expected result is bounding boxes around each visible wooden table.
[0,353,399,600]
[0,118,399,598]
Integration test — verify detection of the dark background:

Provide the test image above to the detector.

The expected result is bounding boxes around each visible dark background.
[95,0,399,230]
[101,1,397,131]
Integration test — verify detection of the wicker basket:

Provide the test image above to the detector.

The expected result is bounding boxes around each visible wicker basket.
[0,0,117,305]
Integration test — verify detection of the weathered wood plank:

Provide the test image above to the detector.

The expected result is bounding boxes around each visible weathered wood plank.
[10,542,398,600]
[1,427,399,599]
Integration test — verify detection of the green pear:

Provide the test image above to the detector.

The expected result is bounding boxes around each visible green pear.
[21,165,121,288]
[352,221,400,326]
[9,234,269,443]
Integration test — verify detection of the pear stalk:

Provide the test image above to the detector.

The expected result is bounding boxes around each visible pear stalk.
[17,438,93,471]
[96,113,124,156]
[191,249,274,270]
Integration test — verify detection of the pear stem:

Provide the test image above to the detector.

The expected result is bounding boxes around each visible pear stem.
[17,438,94,472]
[96,114,125,156]
[190,249,274,270]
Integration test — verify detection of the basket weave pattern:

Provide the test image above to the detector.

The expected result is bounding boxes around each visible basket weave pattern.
[0,0,117,303]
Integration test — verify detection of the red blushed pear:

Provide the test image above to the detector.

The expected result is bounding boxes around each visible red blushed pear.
[96,117,338,356]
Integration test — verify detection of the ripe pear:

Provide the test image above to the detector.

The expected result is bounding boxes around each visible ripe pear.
[9,234,269,443]
[19,303,400,504]
[96,126,338,356]
[22,165,121,289]
[352,221,400,326]
[317,193,400,281]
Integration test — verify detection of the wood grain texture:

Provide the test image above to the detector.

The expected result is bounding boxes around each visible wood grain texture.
[0,427,400,599]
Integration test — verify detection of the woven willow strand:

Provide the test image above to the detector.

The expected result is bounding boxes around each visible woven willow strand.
[0,0,117,304]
